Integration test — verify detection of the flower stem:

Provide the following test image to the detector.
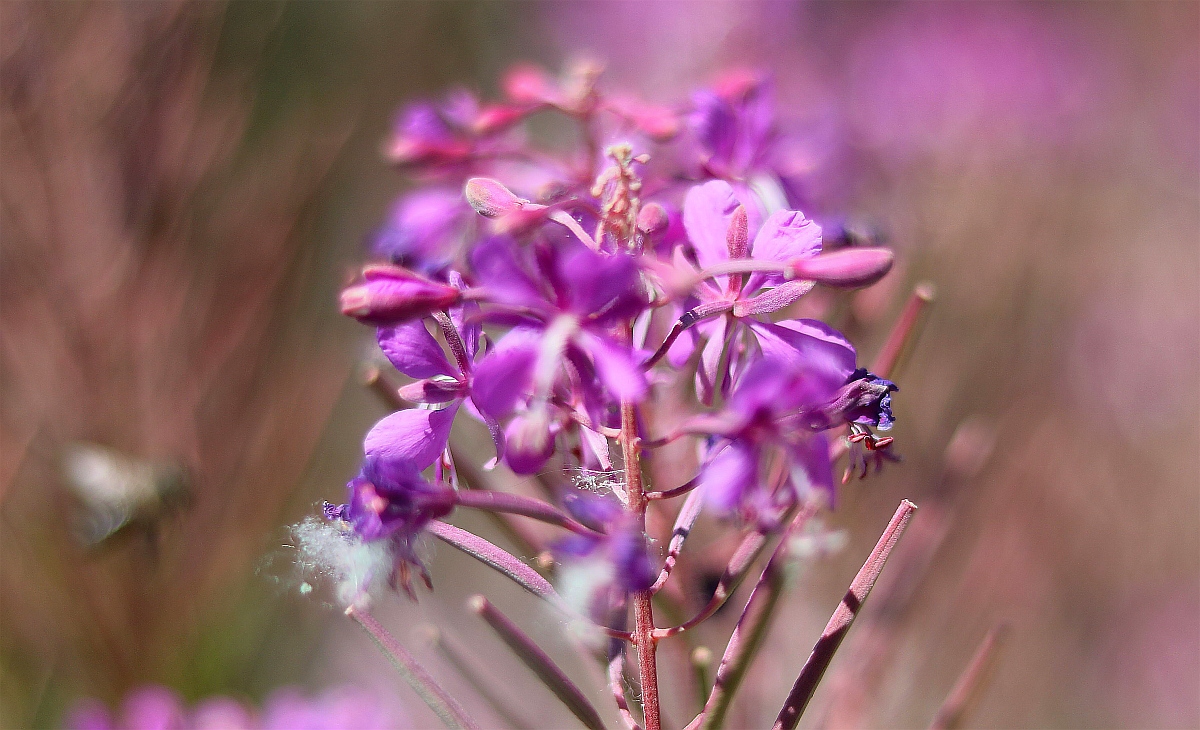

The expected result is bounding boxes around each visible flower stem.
[621,393,661,730]
[345,605,479,730]
[771,500,917,730]
[469,595,608,730]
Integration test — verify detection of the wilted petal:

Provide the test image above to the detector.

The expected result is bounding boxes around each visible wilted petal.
[574,332,647,402]
[471,328,540,419]
[377,321,454,379]
[699,441,757,512]
[363,405,459,470]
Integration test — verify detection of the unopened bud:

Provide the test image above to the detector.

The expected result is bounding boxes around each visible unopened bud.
[502,64,557,106]
[503,409,555,475]
[465,178,525,218]
[636,202,669,236]
[493,204,550,235]
[340,265,461,325]
[726,205,750,259]
[472,104,527,135]
[787,247,894,288]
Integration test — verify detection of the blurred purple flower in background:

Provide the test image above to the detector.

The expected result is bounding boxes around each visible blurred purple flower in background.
[66,685,405,730]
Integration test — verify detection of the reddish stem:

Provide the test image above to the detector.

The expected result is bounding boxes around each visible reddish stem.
[621,392,660,730]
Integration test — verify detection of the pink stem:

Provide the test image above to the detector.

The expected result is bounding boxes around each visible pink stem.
[452,490,599,536]
[771,500,917,730]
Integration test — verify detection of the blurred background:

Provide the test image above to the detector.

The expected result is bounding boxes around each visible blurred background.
[1,1,1196,728]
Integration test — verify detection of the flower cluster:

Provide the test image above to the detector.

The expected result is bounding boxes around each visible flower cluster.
[306,66,911,730]
[320,63,899,605]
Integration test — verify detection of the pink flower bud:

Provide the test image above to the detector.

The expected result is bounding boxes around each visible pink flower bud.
[636,203,669,236]
[502,64,558,106]
[465,178,525,218]
[786,247,894,289]
[472,104,527,135]
[340,265,461,325]
[503,409,556,475]
[492,204,550,235]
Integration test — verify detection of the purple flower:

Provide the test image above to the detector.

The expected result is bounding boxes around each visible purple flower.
[690,320,864,512]
[662,180,892,403]
[469,236,648,473]
[385,97,473,169]
[554,493,656,619]
[370,187,475,275]
[690,70,777,182]
[335,454,454,542]
[666,180,821,401]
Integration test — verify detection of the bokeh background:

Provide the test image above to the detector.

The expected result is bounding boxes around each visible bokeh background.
[2,1,1196,728]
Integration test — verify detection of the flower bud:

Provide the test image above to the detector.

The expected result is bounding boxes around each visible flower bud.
[340,265,461,325]
[503,409,556,475]
[465,177,525,218]
[637,202,669,236]
[787,247,894,288]
[472,104,527,135]
[502,64,558,106]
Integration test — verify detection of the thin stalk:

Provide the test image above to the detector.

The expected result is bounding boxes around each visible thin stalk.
[649,487,705,593]
[929,624,1010,730]
[429,628,533,730]
[427,520,560,604]
[871,283,935,380]
[772,500,917,730]
[452,489,599,536]
[470,596,607,730]
[609,639,645,730]
[690,503,818,729]
[645,474,701,501]
[620,391,661,730]
[656,500,812,640]
[345,605,479,730]
[428,520,633,642]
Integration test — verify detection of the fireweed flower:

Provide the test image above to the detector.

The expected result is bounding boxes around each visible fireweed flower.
[666,179,821,401]
[370,186,476,275]
[554,492,657,621]
[470,235,648,473]
[657,180,892,403]
[690,320,897,514]
[386,89,526,171]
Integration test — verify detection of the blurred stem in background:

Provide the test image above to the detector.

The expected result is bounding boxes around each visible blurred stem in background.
[0,1,524,726]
